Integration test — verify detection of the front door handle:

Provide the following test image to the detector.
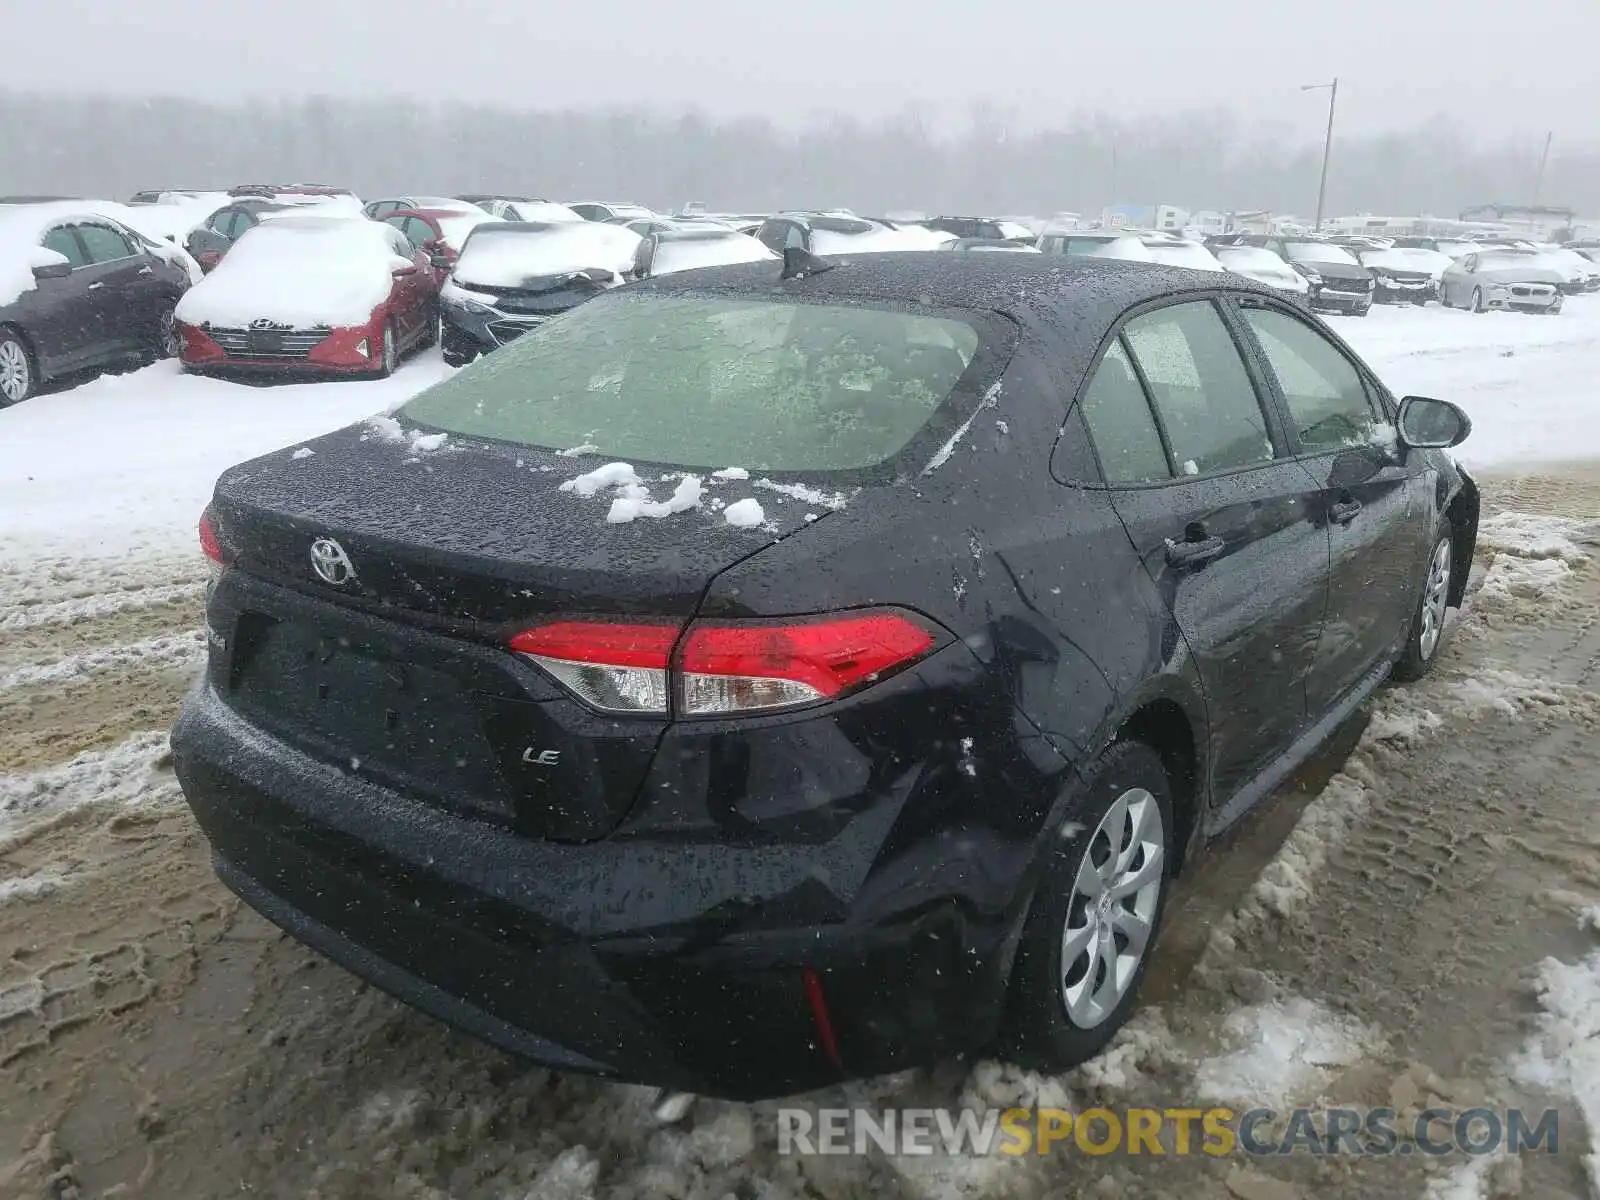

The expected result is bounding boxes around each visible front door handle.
[138,265,154,276]
[1330,498,1363,525]
[1165,534,1226,569]
[87,281,106,290]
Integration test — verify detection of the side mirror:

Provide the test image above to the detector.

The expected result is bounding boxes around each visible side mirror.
[31,260,72,280]
[429,254,451,270]
[1396,396,1471,449]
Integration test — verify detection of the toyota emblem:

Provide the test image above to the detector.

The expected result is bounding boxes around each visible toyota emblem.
[309,537,356,586]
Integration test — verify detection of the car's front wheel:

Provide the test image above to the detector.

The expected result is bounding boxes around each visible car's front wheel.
[1002,739,1174,1070]
[1393,529,1454,681]
[375,320,398,378]
[0,329,36,406]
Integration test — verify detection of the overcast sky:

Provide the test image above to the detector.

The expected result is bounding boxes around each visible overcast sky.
[5,0,1595,147]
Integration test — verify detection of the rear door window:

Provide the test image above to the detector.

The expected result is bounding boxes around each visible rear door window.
[1239,306,1382,450]
[1078,339,1172,484]
[1123,300,1275,476]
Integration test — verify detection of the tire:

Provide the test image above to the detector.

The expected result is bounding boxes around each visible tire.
[152,305,179,361]
[1393,528,1454,682]
[441,347,472,368]
[375,320,398,378]
[1002,740,1175,1070]
[1471,287,1485,313]
[0,328,37,406]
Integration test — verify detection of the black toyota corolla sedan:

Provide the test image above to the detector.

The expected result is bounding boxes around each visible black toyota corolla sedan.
[172,253,1478,1100]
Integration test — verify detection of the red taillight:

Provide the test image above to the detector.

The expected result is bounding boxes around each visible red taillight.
[680,613,936,714]
[198,507,225,564]
[508,621,677,714]
[507,610,937,717]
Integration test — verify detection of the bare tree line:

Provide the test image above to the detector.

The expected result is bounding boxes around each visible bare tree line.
[2,90,1596,219]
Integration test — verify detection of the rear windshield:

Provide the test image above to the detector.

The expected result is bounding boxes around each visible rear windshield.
[401,292,983,471]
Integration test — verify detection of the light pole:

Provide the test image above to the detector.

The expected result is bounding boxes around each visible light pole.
[1301,78,1338,231]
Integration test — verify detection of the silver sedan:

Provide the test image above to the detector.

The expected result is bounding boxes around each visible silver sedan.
[1439,251,1565,314]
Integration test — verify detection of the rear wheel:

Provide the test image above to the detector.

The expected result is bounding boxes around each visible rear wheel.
[1393,529,1454,681]
[1471,287,1485,313]
[1002,740,1174,1069]
[0,329,36,406]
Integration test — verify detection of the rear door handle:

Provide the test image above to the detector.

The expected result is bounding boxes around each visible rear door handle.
[1330,499,1363,524]
[1165,535,1226,569]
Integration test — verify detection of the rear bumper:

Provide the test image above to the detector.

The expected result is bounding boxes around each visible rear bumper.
[172,680,1025,1099]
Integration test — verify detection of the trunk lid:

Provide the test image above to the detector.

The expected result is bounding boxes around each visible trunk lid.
[207,421,815,840]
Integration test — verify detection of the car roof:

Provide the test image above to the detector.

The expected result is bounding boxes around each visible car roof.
[624,251,1267,321]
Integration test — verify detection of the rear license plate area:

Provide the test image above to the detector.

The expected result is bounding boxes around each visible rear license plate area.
[230,615,514,819]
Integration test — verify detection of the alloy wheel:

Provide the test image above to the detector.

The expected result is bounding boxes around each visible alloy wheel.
[159,309,179,358]
[0,337,30,404]
[1061,786,1165,1029]
[1418,537,1453,661]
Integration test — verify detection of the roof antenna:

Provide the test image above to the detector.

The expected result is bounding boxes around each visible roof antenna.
[781,246,836,281]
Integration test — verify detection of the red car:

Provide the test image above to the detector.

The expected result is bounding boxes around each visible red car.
[175,216,442,377]
[382,207,502,279]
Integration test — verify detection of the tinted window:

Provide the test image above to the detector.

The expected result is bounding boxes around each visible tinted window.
[1078,340,1171,483]
[1123,301,1274,476]
[569,204,603,220]
[77,223,138,263]
[784,223,806,250]
[403,293,984,472]
[756,221,786,252]
[1241,307,1381,449]
[42,226,89,268]
[406,217,437,247]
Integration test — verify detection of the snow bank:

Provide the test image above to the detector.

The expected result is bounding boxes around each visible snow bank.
[0,730,177,842]
[1194,997,1383,1107]
[0,630,204,693]
[453,222,641,288]
[1477,512,1597,563]
[175,217,409,329]
[1512,941,1600,1197]
[0,356,451,565]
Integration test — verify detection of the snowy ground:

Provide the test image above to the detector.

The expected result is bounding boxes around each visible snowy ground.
[2,302,1600,1198]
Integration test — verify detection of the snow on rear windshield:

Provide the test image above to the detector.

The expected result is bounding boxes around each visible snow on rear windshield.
[454,224,641,288]
[401,293,981,471]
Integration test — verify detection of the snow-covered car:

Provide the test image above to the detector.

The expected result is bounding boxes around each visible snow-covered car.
[362,196,485,220]
[175,216,440,377]
[1213,245,1312,299]
[1136,239,1227,272]
[1529,247,1600,293]
[1357,247,1452,304]
[633,227,777,277]
[1233,237,1375,316]
[379,207,503,276]
[946,238,1042,253]
[1037,229,1151,256]
[483,200,585,224]
[922,216,1036,244]
[1391,236,1483,259]
[1438,250,1565,314]
[567,201,657,223]
[754,214,954,256]
[438,220,643,365]
[0,204,192,404]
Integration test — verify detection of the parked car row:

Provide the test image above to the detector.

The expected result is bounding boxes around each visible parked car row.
[5,183,1592,406]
